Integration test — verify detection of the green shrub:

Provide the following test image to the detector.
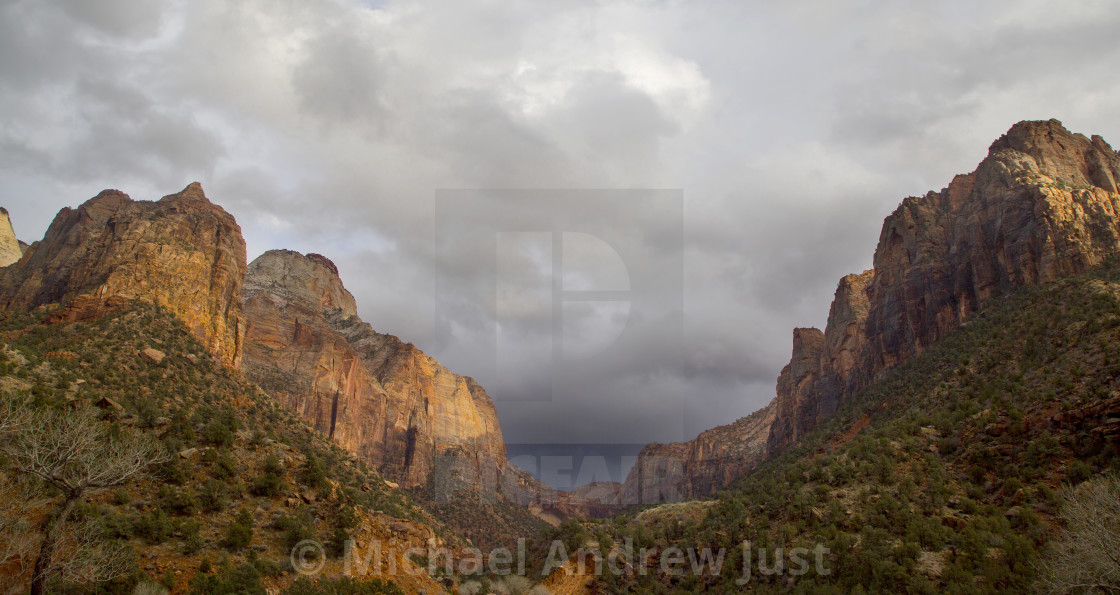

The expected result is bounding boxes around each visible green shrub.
[158,485,200,516]
[300,451,330,492]
[327,526,350,559]
[251,454,286,497]
[272,511,317,551]
[133,509,174,544]
[221,509,254,551]
[1067,460,1092,484]
[200,479,228,512]
[159,454,190,486]
[189,562,265,595]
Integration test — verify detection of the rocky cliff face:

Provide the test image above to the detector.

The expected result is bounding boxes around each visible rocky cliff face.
[621,403,775,503]
[625,119,1120,500]
[0,183,246,368]
[0,208,20,267]
[242,249,507,487]
[767,119,1120,450]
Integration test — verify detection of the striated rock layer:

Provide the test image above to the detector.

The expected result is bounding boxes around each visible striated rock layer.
[625,119,1120,500]
[0,183,246,368]
[0,208,20,267]
[242,249,507,487]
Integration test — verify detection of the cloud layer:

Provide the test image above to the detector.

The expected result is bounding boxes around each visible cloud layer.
[3,0,1120,445]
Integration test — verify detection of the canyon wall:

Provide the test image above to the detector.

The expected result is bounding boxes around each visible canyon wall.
[241,249,507,487]
[625,119,1120,499]
[0,183,246,368]
[770,118,1120,451]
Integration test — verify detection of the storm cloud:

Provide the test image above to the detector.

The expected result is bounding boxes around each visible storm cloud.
[3,0,1120,450]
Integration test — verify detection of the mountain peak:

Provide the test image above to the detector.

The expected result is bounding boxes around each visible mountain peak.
[987,119,1120,192]
[245,249,357,317]
[0,185,246,369]
[160,181,210,204]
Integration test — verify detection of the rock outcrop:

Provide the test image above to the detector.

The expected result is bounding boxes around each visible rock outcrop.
[0,208,22,267]
[242,249,506,487]
[625,119,1120,500]
[621,403,775,503]
[768,118,1120,451]
[0,183,246,368]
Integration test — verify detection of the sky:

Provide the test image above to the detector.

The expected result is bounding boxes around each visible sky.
[3,0,1120,457]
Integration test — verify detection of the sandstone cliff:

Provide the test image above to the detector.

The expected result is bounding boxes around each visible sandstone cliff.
[768,118,1120,451]
[0,183,246,368]
[621,403,775,503]
[242,249,507,487]
[625,119,1120,500]
[0,208,22,267]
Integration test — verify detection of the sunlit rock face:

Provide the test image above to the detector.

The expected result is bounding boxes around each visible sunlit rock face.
[769,119,1120,451]
[625,120,1120,499]
[242,249,506,487]
[0,208,21,267]
[0,183,247,369]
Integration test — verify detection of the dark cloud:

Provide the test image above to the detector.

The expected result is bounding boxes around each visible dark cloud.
[54,0,165,38]
[3,0,1119,448]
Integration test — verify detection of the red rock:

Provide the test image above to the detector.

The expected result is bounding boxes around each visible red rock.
[0,183,246,369]
[242,250,506,487]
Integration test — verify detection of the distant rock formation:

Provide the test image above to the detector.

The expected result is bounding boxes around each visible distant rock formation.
[0,183,246,368]
[625,119,1120,500]
[242,249,507,487]
[0,208,22,267]
[622,404,774,504]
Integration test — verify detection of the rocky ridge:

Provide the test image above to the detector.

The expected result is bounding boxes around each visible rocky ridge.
[621,403,774,504]
[624,119,1120,500]
[0,183,246,368]
[241,249,507,488]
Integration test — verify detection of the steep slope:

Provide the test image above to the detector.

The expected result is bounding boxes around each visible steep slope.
[241,249,506,488]
[0,183,246,368]
[0,301,451,594]
[242,250,555,549]
[582,257,1120,592]
[0,207,20,267]
[622,119,1120,500]
[770,118,1120,451]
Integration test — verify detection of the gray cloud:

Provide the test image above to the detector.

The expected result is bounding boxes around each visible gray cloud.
[3,0,1120,449]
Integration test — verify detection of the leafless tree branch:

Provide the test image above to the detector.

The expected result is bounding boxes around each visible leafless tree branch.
[0,398,167,594]
[1037,472,1120,594]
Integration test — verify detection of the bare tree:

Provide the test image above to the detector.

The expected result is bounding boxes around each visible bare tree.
[0,482,46,576]
[0,400,167,595]
[0,398,36,573]
[1037,472,1120,594]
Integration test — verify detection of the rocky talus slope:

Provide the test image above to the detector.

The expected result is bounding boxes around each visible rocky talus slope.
[0,183,246,368]
[241,250,507,488]
[623,119,1120,500]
